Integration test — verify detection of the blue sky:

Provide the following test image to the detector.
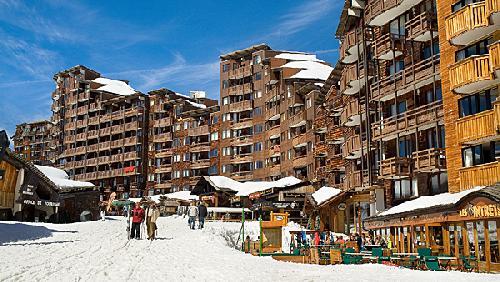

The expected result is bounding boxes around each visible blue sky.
[0,0,341,139]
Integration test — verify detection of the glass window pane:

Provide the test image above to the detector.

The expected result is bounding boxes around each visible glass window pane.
[476,221,486,261]
[489,221,499,263]
[467,222,476,257]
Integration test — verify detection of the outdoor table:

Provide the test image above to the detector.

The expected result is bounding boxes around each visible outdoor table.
[392,253,419,256]
[345,253,365,256]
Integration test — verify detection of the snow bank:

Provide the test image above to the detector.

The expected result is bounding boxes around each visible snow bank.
[205,176,302,196]
[35,165,94,189]
[378,186,484,216]
[282,60,333,81]
[274,53,323,62]
[93,77,136,96]
[312,186,342,206]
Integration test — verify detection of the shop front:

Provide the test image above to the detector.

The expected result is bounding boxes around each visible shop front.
[365,185,500,272]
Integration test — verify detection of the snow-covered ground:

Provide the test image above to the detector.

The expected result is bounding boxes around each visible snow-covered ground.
[0,217,497,281]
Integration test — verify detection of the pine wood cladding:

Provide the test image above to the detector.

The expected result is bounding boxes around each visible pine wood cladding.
[456,106,498,143]
[449,55,492,91]
[459,161,500,190]
[0,161,17,209]
[445,0,498,42]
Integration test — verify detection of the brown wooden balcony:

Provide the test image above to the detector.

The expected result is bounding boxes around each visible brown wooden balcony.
[374,32,404,60]
[76,106,87,116]
[230,154,253,164]
[88,116,99,125]
[445,1,498,46]
[372,101,443,140]
[100,115,111,123]
[264,106,280,121]
[344,170,368,191]
[456,104,499,144]
[288,111,307,128]
[98,156,110,163]
[64,135,76,143]
[188,125,209,136]
[87,171,98,180]
[314,141,328,157]
[124,151,138,160]
[292,133,308,148]
[340,62,373,95]
[111,139,123,148]
[124,136,138,146]
[268,164,281,176]
[327,126,344,145]
[243,83,252,94]
[75,132,86,141]
[99,127,111,136]
[76,119,87,128]
[75,147,86,155]
[406,11,438,42]
[88,144,99,152]
[99,141,111,151]
[412,148,446,172]
[191,159,210,169]
[125,107,142,117]
[153,118,172,128]
[340,98,364,127]
[98,170,112,179]
[449,55,496,94]
[111,154,123,162]
[124,121,139,131]
[154,133,172,143]
[87,130,99,139]
[89,103,100,112]
[292,155,310,168]
[224,100,252,113]
[156,150,172,158]
[155,182,172,189]
[379,157,412,179]
[343,134,365,159]
[75,160,86,167]
[66,122,76,130]
[403,54,440,86]
[491,41,500,74]
[77,92,89,102]
[340,28,372,64]
[459,161,500,190]
[86,158,98,166]
[113,168,124,177]
[155,165,172,174]
[190,143,210,153]
[111,124,124,134]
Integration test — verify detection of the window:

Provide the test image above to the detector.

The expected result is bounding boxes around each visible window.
[255,72,262,81]
[183,153,190,161]
[253,107,262,116]
[398,136,414,157]
[422,42,440,59]
[184,136,190,145]
[210,132,218,141]
[210,148,218,157]
[222,80,228,89]
[254,91,262,99]
[394,179,417,200]
[459,88,497,117]
[222,64,230,72]
[222,97,229,105]
[208,165,218,175]
[306,98,312,108]
[253,55,261,65]
[462,141,498,167]
[222,130,231,139]
[254,142,263,152]
[254,124,263,133]
[255,161,264,169]
[173,154,181,162]
[287,86,292,98]
[430,173,448,195]
[455,38,492,61]
[183,170,190,177]
[452,0,482,12]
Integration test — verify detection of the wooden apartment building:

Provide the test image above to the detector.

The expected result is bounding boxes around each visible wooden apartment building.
[13,120,55,166]
[218,44,333,182]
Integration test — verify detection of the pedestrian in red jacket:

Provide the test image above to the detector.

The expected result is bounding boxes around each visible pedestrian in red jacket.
[131,203,145,239]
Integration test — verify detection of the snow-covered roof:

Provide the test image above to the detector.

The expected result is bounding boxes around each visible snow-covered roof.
[312,186,342,206]
[207,207,251,213]
[274,53,324,62]
[203,176,303,196]
[92,77,136,96]
[377,186,484,217]
[148,191,199,203]
[35,165,95,189]
[187,100,207,109]
[282,60,333,81]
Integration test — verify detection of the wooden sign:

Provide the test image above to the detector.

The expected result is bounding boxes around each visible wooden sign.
[459,203,500,218]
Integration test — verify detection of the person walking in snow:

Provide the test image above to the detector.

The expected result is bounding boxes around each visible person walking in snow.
[187,202,198,230]
[146,203,160,240]
[130,202,145,239]
[197,202,207,229]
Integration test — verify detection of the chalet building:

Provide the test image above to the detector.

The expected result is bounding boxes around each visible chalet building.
[12,120,55,166]
[219,44,333,182]
[147,89,219,195]
[50,65,149,199]
[435,0,499,192]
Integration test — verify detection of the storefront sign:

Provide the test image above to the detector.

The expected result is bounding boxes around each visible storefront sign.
[23,199,60,207]
[459,204,500,218]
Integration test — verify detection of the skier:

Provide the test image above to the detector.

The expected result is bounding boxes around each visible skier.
[197,202,207,229]
[146,203,160,240]
[130,202,145,239]
[187,202,198,230]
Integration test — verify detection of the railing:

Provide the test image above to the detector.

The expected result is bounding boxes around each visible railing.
[88,144,99,152]
[449,55,492,92]
[124,151,138,160]
[243,83,252,94]
[191,159,210,169]
[456,108,496,143]
[154,118,172,127]
[111,125,124,134]
[365,0,402,24]
[76,120,87,128]
[89,103,100,112]
[412,148,446,171]
[374,32,404,58]
[265,106,280,121]
[111,139,123,148]
[154,133,172,143]
[75,147,86,154]
[459,161,500,190]
[226,100,252,113]
[64,135,76,143]
[340,28,361,62]
[340,63,363,94]
[124,136,138,145]
[124,121,139,131]
[75,132,86,141]
[445,2,490,42]
[372,101,443,139]
[340,98,362,126]
[86,158,98,166]
[98,156,110,163]
[292,155,310,168]
[99,127,111,136]
[111,154,123,162]
[288,111,307,127]
[490,41,500,72]
[379,157,411,178]
[88,116,99,125]
[77,106,87,115]
[406,11,437,41]
[99,141,111,151]
[291,133,308,148]
[343,134,363,158]
[87,130,99,139]
[188,125,210,136]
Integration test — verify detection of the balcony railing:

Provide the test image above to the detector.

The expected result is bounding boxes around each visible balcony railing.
[445,1,498,45]
[490,41,500,73]
[226,100,253,113]
[111,139,123,148]
[292,155,310,168]
[340,28,372,64]
[291,133,308,148]
[154,133,172,143]
[99,127,111,136]
[264,106,280,121]
[380,157,412,179]
[456,106,498,144]
[88,116,99,125]
[406,11,437,42]
[374,32,404,60]
[449,55,493,94]
[154,118,172,127]
[340,98,363,126]
[343,134,363,159]
[188,125,209,137]
[372,101,443,139]
[412,148,446,172]
[459,161,500,190]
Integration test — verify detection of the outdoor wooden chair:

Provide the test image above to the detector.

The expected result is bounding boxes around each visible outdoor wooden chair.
[423,256,444,271]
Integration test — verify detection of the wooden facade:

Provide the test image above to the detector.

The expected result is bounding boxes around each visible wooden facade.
[365,185,500,272]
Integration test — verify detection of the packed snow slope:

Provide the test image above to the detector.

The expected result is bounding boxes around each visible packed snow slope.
[0,217,496,282]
